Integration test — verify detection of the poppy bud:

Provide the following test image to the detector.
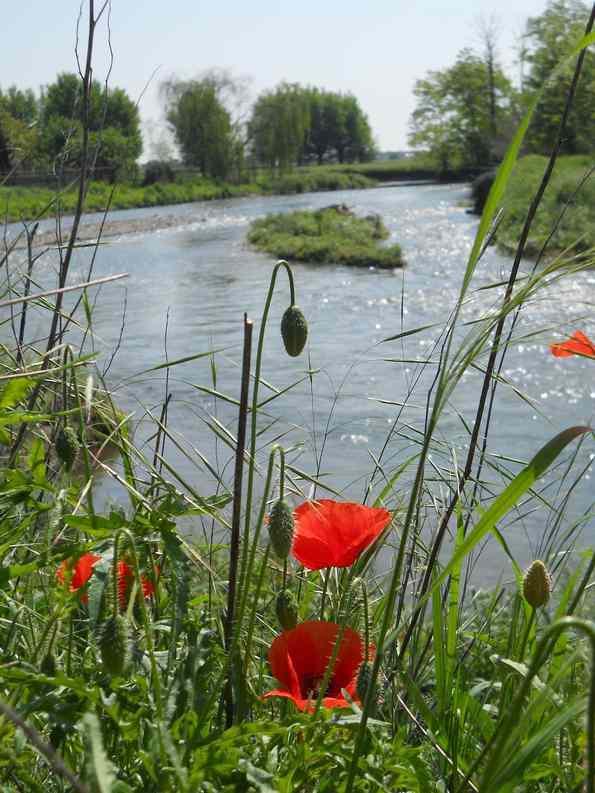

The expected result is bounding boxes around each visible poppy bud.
[276,589,298,631]
[55,425,79,471]
[356,660,374,702]
[40,652,57,677]
[268,499,295,560]
[523,560,552,608]
[281,305,308,357]
[98,615,130,676]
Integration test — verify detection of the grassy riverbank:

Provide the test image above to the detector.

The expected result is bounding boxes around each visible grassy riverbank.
[496,155,595,256]
[0,170,376,223]
[0,155,460,223]
[248,205,405,268]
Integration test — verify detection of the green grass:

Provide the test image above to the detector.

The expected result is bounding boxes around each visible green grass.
[0,157,460,223]
[497,155,595,256]
[0,170,377,223]
[247,205,405,268]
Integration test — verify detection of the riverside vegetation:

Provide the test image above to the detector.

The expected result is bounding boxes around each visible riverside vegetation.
[1,3,595,793]
[247,205,405,268]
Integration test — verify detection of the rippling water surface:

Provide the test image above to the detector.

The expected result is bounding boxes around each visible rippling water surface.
[11,183,595,584]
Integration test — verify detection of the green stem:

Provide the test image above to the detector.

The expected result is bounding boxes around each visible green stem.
[238,261,296,604]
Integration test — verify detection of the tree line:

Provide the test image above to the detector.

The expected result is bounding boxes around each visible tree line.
[162,76,375,180]
[0,73,142,180]
[1,71,373,183]
[409,0,595,170]
[1,0,592,183]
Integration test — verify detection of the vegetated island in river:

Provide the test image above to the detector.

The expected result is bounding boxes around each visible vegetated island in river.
[247,205,405,269]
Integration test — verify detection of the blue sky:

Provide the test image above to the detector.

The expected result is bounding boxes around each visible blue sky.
[3,0,549,153]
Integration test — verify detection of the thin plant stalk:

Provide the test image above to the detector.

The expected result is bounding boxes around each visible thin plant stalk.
[224,314,253,728]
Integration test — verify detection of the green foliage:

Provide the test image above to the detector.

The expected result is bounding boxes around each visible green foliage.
[522,0,595,155]
[409,48,516,170]
[163,73,244,181]
[248,206,404,268]
[497,154,595,255]
[249,83,375,170]
[39,72,142,178]
[0,168,377,222]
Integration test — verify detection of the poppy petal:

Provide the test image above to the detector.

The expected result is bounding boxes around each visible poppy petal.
[293,500,391,569]
[69,553,101,591]
[266,621,366,710]
[550,331,595,359]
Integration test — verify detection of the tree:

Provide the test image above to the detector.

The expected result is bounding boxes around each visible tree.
[249,83,310,171]
[409,49,515,170]
[249,84,374,169]
[521,0,594,154]
[0,86,40,171]
[162,71,248,180]
[39,72,142,178]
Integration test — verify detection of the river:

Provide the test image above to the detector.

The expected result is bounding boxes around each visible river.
[7,183,595,585]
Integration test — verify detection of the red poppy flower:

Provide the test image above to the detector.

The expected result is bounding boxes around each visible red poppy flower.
[292,499,391,570]
[550,331,595,359]
[117,561,156,611]
[264,620,369,711]
[56,553,101,598]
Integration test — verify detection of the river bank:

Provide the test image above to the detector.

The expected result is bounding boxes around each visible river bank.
[0,156,477,224]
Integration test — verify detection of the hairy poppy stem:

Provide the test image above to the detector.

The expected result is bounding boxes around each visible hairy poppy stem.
[224,313,253,729]
[237,262,296,607]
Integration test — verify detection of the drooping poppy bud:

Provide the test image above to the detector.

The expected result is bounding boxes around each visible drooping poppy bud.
[55,425,79,471]
[523,560,552,608]
[98,615,130,676]
[281,305,308,357]
[268,499,295,560]
[276,589,298,631]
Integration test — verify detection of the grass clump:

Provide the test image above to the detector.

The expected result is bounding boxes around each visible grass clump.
[247,205,405,268]
[497,155,595,256]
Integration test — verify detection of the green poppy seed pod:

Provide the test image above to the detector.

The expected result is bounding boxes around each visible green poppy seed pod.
[523,560,552,608]
[268,499,295,560]
[40,652,57,677]
[276,589,298,631]
[99,615,130,676]
[356,660,374,703]
[55,425,79,471]
[281,305,308,357]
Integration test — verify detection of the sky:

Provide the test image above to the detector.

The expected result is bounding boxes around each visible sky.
[2,0,550,156]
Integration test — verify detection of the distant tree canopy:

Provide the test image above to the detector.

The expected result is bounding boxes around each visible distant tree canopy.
[162,73,245,180]
[522,0,595,154]
[0,86,40,171]
[409,49,516,171]
[409,0,594,168]
[249,84,375,170]
[40,73,142,179]
[0,74,141,179]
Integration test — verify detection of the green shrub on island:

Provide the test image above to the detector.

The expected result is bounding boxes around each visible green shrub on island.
[247,205,404,268]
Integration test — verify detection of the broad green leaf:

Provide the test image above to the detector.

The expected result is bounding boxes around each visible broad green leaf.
[0,377,34,409]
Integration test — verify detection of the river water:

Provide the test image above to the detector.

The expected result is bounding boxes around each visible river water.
[8,183,595,584]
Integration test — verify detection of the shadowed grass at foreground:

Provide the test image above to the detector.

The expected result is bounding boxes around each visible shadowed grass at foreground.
[247,205,405,268]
